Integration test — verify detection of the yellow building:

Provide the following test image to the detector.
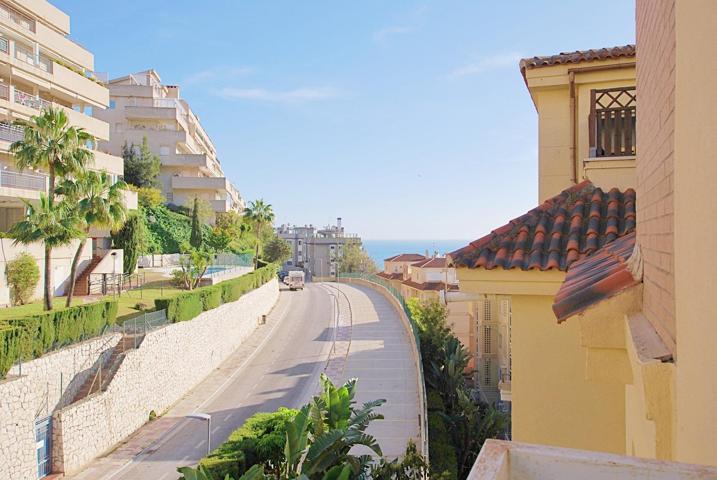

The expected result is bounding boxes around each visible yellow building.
[0,0,136,304]
[400,257,458,301]
[449,180,635,453]
[521,45,636,202]
[377,253,426,291]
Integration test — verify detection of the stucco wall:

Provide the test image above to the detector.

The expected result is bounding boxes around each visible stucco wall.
[672,0,717,467]
[52,279,279,475]
[635,0,676,350]
[510,295,625,454]
[0,334,121,480]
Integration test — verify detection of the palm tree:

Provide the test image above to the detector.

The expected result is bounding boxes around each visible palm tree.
[10,107,94,310]
[243,199,275,268]
[8,196,81,310]
[56,171,127,307]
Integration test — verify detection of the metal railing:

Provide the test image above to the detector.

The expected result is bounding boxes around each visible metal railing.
[14,87,51,111]
[0,169,47,190]
[88,272,146,296]
[0,83,8,101]
[0,36,8,54]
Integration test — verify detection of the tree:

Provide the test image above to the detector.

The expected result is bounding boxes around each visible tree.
[112,213,148,274]
[56,171,127,307]
[172,243,212,290]
[370,441,430,480]
[339,243,377,274]
[10,107,93,310]
[190,197,203,249]
[8,196,81,310]
[122,136,160,188]
[243,200,275,268]
[128,184,164,208]
[5,252,40,305]
[263,236,292,264]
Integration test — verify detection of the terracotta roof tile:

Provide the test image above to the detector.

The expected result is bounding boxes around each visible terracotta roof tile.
[384,253,427,262]
[402,279,459,292]
[411,257,449,269]
[520,45,635,73]
[553,233,639,322]
[448,181,636,271]
[377,271,403,281]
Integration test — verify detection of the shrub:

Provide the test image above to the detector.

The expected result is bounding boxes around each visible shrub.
[112,213,148,274]
[156,264,277,323]
[199,408,298,479]
[5,252,40,305]
[0,300,118,378]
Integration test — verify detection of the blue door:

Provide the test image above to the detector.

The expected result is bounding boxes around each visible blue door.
[35,416,52,478]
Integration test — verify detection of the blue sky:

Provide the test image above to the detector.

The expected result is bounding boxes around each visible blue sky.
[55,0,634,240]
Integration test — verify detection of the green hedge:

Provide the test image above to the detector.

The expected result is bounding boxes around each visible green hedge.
[0,300,118,378]
[156,264,278,323]
[198,408,297,479]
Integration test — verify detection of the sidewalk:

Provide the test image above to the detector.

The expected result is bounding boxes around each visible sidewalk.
[327,282,422,459]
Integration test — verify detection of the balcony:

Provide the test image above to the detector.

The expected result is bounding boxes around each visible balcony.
[209,198,231,213]
[90,150,123,176]
[498,368,511,402]
[589,87,636,158]
[0,121,23,143]
[0,2,35,33]
[467,440,717,480]
[0,169,47,198]
[171,175,229,192]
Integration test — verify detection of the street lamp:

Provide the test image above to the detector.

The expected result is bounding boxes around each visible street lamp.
[187,412,211,456]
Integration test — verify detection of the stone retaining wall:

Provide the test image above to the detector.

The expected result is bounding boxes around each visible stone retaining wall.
[52,279,279,475]
[0,334,122,480]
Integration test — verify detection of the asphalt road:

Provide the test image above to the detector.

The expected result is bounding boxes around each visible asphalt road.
[80,283,334,480]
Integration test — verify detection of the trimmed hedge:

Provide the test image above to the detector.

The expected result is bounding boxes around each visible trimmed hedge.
[198,408,297,479]
[0,300,118,378]
[156,264,278,323]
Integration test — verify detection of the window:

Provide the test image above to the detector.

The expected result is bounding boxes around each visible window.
[109,100,116,109]
[159,146,170,156]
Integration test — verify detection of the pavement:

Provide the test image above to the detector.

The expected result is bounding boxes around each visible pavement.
[66,281,421,480]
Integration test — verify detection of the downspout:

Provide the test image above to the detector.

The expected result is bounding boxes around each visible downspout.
[569,71,578,184]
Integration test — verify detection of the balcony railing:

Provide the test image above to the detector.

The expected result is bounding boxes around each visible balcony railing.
[0,83,8,101]
[0,122,23,142]
[14,87,51,111]
[0,3,35,32]
[14,44,52,73]
[0,36,7,54]
[0,169,46,191]
[589,87,636,158]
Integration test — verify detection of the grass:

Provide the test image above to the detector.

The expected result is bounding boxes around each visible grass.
[0,281,184,323]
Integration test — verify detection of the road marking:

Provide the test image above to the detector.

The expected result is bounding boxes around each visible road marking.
[99,289,294,480]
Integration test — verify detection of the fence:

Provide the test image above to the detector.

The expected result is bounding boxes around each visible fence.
[88,272,146,296]
[137,252,253,269]
[338,271,429,457]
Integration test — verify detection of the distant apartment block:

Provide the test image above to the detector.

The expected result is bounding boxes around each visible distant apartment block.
[94,69,244,214]
[0,0,136,305]
[276,218,361,278]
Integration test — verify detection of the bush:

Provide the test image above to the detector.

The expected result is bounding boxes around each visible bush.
[199,408,297,479]
[0,300,118,378]
[156,264,278,323]
[427,389,458,480]
[5,252,40,305]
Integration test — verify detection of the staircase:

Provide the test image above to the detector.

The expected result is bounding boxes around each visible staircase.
[74,254,103,296]
[72,334,144,402]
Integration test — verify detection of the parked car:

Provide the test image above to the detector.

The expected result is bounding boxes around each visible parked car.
[278,270,289,281]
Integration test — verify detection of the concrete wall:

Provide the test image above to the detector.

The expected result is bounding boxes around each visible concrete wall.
[0,334,121,480]
[635,0,676,351]
[52,279,279,475]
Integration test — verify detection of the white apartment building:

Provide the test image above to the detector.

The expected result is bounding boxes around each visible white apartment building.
[94,70,244,214]
[0,0,136,305]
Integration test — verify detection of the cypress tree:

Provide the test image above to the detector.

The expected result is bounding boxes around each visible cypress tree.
[190,197,203,249]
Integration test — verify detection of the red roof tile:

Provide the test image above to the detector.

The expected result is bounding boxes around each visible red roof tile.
[377,271,403,281]
[448,181,636,271]
[411,257,449,269]
[553,233,639,322]
[520,45,635,73]
[402,279,459,292]
[384,253,427,262]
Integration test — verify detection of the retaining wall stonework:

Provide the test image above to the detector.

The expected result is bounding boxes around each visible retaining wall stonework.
[52,279,279,475]
[0,334,122,480]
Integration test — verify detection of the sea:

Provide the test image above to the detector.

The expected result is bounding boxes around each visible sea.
[362,239,471,268]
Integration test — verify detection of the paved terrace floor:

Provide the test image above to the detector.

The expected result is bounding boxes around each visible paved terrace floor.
[326,282,422,459]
